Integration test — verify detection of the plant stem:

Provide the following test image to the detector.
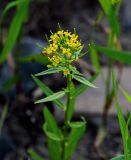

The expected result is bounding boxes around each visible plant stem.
[65,74,72,126]
[62,74,72,160]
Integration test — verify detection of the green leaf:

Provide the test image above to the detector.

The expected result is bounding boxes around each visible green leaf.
[43,123,63,141]
[17,54,49,65]
[98,0,120,36]
[96,45,131,64]
[35,67,65,76]
[43,107,61,137]
[127,137,131,159]
[99,0,110,14]
[119,86,131,103]
[70,66,83,76]
[0,0,26,27]
[72,47,83,57]
[0,0,31,64]
[111,155,124,160]
[69,120,86,128]
[32,75,65,110]
[43,108,62,160]
[73,73,98,97]
[64,120,86,160]
[35,90,65,104]
[112,70,129,157]
[28,148,43,160]
[111,0,121,5]
[89,42,101,72]
[72,74,97,88]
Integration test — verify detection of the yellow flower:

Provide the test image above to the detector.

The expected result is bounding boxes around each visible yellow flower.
[57,30,64,35]
[49,56,62,66]
[63,69,70,75]
[42,29,83,75]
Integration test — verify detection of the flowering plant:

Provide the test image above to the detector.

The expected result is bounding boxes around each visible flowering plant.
[42,30,83,76]
[29,29,97,160]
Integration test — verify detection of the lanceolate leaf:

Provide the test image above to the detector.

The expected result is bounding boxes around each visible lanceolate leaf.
[35,67,65,76]
[96,45,131,64]
[111,155,124,160]
[72,74,97,88]
[43,108,62,138]
[64,120,86,160]
[43,123,63,141]
[35,91,65,104]
[73,73,98,97]
[32,75,65,110]
[43,108,62,160]
[70,66,83,76]
[28,148,43,160]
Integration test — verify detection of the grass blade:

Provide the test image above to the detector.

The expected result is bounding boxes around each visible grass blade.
[112,70,129,158]
[119,86,131,103]
[0,0,30,64]
[96,45,131,64]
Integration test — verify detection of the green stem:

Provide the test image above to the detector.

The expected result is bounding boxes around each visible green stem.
[65,74,72,125]
[62,74,72,160]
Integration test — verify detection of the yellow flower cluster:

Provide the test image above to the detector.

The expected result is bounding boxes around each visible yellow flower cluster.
[42,30,83,75]
[48,55,62,67]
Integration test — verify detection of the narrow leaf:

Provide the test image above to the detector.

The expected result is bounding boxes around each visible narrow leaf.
[64,120,86,160]
[35,67,65,76]
[111,155,124,160]
[119,86,131,103]
[112,70,129,157]
[43,108,62,160]
[0,0,30,64]
[35,91,65,104]
[28,148,43,160]
[72,74,97,88]
[70,66,83,76]
[73,73,98,97]
[96,46,131,64]
[32,75,65,109]
[127,137,131,159]
[0,0,26,26]
[44,123,62,141]
[98,0,120,36]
